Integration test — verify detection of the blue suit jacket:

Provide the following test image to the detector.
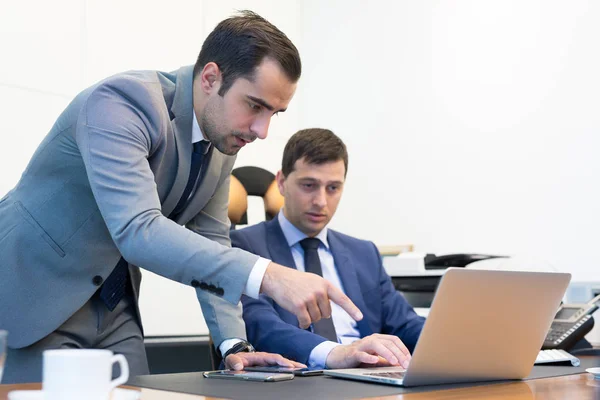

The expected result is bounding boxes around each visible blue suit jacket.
[230,218,425,364]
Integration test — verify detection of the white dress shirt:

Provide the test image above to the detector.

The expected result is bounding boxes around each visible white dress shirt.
[277,211,361,368]
[191,114,270,356]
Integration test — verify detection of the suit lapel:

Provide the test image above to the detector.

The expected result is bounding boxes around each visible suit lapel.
[267,221,373,335]
[266,218,297,269]
[266,218,304,328]
[328,231,373,337]
[162,66,194,217]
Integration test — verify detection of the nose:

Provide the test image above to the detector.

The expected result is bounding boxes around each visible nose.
[313,187,327,208]
[250,115,271,140]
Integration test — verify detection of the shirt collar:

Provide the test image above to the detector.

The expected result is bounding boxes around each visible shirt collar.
[278,210,329,249]
[192,112,210,144]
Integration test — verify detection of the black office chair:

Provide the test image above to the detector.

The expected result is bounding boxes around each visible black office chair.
[228,166,284,229]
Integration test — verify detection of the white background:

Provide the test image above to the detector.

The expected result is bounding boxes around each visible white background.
[1,1,599,336]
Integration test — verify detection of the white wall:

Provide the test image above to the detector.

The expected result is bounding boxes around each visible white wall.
[2,1,599,337]
[299,0,600,282]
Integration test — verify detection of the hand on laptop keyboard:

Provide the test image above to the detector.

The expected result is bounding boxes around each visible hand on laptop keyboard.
[535,349,580,367]
[325,334,412,369]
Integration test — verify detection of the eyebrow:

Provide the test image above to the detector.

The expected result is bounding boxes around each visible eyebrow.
[247,96,287,113]
[298,177,344,185]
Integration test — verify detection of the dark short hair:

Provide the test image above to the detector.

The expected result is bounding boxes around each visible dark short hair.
[282,129,348,177]
[193,10,301,96]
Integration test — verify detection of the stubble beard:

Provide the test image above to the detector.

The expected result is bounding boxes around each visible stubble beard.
[200,112,238,156]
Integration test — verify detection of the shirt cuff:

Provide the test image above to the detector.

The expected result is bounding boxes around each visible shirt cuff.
[308,341,341,369]
[244,257,271,299]
[219,338,243,358]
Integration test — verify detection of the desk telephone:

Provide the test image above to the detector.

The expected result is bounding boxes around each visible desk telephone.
[542,294,600,350]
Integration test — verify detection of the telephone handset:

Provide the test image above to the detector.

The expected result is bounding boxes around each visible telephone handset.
[542,294,600,350]
[423,253,508,269]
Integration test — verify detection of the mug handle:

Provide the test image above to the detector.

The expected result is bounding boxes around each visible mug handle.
[109,354,130,390]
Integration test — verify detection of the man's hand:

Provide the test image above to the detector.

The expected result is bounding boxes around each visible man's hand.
[261,263,363,328]
[325,334,412,369]
[224,352,307,371]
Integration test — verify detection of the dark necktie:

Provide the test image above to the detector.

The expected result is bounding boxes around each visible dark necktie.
[100,141,209,311]
[299,237,338,342]
[171,141,210,217]
[99,257,129,311]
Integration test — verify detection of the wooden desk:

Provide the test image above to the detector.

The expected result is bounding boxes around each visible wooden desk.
[1,371,599,399]
[389,373,600,399]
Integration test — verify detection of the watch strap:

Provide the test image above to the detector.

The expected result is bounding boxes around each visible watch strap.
[222,340,256,360]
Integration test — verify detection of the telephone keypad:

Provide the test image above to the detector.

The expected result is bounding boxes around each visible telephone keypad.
[543,315,592,348]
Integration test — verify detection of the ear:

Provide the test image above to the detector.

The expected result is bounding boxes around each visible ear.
[276,170,286,196]
[199,62,222,94]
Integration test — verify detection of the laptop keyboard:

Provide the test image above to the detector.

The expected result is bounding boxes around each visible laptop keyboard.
[364,371,407,379]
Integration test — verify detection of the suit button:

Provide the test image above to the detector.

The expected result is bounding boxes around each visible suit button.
[191,279,200,288]
[215,287,224,296]
[208,284,217,292]
[199,282,209,290]
[92,275,103,286]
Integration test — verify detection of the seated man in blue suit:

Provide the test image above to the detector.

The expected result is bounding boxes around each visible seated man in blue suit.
[231,128,425,369]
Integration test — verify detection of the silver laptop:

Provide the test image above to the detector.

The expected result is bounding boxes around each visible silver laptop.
[324,268,570,386]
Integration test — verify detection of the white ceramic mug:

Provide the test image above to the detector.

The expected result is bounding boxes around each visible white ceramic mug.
[43,349,129,400]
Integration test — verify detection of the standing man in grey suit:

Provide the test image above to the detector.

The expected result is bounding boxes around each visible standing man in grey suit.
[0,11,362,383]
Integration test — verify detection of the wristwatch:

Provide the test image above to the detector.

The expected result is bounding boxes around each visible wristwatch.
[222,340,256,360]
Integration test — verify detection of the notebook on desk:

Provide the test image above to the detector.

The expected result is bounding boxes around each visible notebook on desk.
[325,268,571,387]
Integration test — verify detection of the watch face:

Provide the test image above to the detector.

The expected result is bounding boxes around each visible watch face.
[224,340,256,359]
[236,341,254,353]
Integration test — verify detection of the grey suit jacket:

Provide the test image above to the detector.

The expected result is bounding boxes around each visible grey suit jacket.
[0,66,257,349]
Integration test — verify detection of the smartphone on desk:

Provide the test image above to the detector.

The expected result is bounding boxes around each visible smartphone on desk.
[202,370,295,382]
[244,365,324,376]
